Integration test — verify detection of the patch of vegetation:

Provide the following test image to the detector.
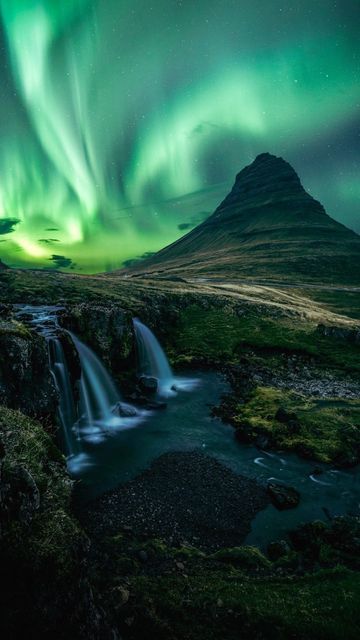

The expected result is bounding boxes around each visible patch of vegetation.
[0,318,31,339]
[170,306,360,373]
[124,567,360,640]
[0,405,83,580]
[217,386,360,465]
[210,545,271,570]
[0,406,64,492]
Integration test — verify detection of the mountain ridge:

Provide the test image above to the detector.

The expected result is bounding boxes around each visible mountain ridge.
[120,153,360,285]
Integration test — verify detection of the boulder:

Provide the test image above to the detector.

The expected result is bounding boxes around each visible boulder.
[111,402,138,418]
[138,375,158,394]
[267,482,300,510]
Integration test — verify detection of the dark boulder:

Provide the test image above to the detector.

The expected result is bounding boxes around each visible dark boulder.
[138,375,158,394]
[111,402,138,418]
[267,482,300,510]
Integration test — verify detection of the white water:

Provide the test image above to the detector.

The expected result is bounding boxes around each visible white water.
[133,318,173,389]
[67,332,144,456]
[48,336,78,457]
[133,318,198,395]
[15,306,142,472]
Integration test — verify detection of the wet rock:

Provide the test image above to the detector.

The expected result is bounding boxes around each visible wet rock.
[61,303,134,380]
[267,482,300,510]
[112,402,138,418]
[0,317,57,420]
[138,375,158,394]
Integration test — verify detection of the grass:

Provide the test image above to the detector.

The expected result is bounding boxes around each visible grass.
[219,386,360,465]
[126,567,360,640]
[0,406,82,575]
[170,306,360,373]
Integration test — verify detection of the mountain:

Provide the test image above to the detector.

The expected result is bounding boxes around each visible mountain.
[122,153,360,285]
[0,259,8,270]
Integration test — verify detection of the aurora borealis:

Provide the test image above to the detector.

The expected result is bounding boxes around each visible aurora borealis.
[0,1,359,272]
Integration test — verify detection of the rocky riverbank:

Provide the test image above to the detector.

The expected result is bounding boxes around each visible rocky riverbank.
[77,451,269,551]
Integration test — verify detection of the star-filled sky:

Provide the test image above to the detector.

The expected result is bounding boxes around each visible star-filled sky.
[0,0,359,272]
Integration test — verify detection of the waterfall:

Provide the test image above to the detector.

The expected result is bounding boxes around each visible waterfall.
[48,336,78,457]
[69,332,120,423]
[14,305,141,473]
[133,318,174,393]
[67,331,142,445]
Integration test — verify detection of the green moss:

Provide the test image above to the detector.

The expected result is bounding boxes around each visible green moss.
[230,386,360,464]
[0,406,63,492]
[170,306,360,373]
[0,406,80,576]
[128,567,360,640]
[0,318,32,339]
[210,546,271,570]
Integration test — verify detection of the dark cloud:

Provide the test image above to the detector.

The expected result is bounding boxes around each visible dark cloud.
[0,218,20,234]
[45,227,59,231]
[38,238,60,244]
[122,251,155,268]
[49,254,74,269]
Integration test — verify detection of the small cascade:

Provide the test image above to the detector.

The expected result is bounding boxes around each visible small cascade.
[133,318,174,394]
[14,305,142,473]
[69,332,120,424]
[48,336,78,457]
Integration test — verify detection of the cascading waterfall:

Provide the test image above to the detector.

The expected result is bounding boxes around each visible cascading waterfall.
[48,336,78,457]
[69,332,120,424]
[133,318,199,395]
[133,318,174,394]
[14,305,142,473]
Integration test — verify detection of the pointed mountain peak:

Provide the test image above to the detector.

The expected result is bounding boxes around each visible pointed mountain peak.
[214,152,324,216]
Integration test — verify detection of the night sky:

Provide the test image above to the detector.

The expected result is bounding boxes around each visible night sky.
[0,0,359,272]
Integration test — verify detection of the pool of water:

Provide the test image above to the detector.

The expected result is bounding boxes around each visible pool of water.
[73,371,360,548]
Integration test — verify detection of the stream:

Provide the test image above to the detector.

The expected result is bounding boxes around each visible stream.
[73,370,360,548]
[15,305,360,549]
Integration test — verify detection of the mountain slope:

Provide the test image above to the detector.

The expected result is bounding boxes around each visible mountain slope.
[122,153,360,285]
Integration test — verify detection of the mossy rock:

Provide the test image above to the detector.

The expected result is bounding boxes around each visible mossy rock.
[211,545,271,570]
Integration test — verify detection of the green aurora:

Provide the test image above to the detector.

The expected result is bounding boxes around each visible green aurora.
[0,0,359,272]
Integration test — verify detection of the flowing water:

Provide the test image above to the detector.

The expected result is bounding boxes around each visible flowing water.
[14,305,143,473]
[133,318,174,395]
[14,305,360,548]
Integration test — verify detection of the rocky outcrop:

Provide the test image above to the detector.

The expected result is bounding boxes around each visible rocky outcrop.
[0,318,57,421]
[317,323,360,344]
[0,406,115,640]
[61,303,134,382]
[267,482,300,510]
